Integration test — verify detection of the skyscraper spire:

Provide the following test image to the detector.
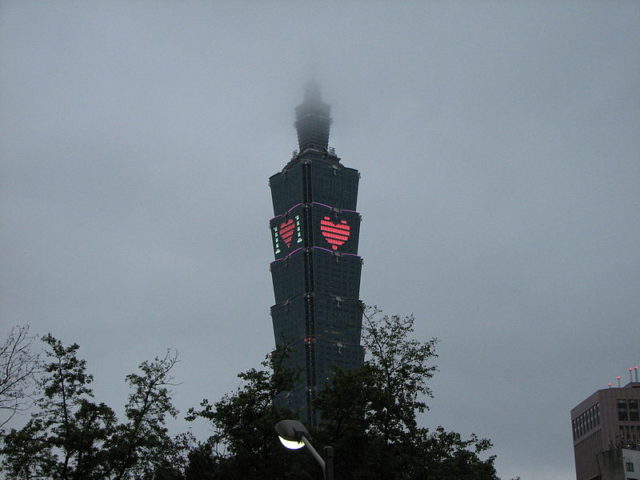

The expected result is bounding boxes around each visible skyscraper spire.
[294,80,332,153]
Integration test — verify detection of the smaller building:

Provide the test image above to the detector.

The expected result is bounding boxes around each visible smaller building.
[596,448,640,480]
[571,382,640,480]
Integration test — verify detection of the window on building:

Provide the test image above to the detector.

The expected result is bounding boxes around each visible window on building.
[629,400,639,421]
[618,399,629,421]
[626,462,635,472]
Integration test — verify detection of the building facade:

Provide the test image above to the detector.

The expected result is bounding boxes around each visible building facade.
[595,449,640,480]
[571,382,640,480]
[268,84,365,425]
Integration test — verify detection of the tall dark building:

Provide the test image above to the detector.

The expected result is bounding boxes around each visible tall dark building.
[268,83,364,425]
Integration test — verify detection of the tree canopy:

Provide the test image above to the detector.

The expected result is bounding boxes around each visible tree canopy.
[1,311,500,479]
[188,308,499,480]
[0,335,185,480]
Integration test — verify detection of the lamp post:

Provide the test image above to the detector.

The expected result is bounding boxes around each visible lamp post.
[275,419,334,480]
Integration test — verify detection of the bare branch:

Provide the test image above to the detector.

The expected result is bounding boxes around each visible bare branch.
[0,325,39,428]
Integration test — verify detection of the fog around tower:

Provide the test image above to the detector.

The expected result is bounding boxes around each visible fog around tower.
[1,2,639,479]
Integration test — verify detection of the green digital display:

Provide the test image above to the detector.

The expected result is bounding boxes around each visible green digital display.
[272,214,303,256]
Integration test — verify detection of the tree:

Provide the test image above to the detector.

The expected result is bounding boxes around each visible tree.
[186,347,315,479]
[0,335,184,480]
[359,307,438,443]
[108,350,183,480]
[314,308,497,480]
[1,334,116,479]
[184,441,217,480]
[188,308,499,480]
[0,325,39,428]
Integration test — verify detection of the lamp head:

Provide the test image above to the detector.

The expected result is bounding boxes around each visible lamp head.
[275,419,310,450]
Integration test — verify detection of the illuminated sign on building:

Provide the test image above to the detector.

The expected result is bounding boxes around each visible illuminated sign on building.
[320,216,351,251]
[271,203,360,258]
[272,215,303,256]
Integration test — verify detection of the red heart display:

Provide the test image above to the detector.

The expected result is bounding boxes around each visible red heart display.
[279,219,295,247]
[320,217,351,251]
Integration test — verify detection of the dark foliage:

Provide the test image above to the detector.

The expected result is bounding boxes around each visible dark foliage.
[186,347,317,479]
[1,310,499,480]
[188,308,499,480]
[0,335,184,480]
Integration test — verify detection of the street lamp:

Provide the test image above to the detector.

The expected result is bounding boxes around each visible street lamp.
[275,419,334,480]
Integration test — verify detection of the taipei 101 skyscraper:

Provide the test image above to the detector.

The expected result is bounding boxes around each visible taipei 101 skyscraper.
[268,83,365,424]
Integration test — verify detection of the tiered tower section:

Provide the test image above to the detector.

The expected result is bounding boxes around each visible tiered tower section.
[269,84,364,424]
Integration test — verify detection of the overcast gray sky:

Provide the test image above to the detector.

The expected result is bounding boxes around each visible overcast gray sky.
[1,2,639,479]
